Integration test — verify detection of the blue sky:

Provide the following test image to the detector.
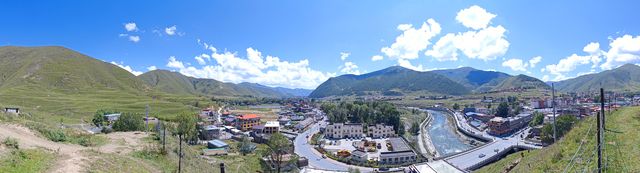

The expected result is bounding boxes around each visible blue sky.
[2,0,640,89]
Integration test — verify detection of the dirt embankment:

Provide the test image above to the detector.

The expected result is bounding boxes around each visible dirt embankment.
[0,123,150,173]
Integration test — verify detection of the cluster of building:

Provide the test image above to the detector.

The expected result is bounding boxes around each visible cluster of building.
[487,113,534,136]
[324,123,396,139]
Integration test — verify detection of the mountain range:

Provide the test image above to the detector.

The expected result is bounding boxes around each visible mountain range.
[309,66,554,98]
[1,46,639,100]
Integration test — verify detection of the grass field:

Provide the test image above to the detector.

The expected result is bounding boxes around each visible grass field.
[0,148,55,173]
[477,106,640,173]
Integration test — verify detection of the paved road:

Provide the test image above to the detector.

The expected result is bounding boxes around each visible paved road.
[444,127,541,171]
[294,119,375,172]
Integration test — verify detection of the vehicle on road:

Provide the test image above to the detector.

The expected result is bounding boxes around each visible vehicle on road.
[322,154,327,159]
[479,154,486,158]
[494,148,499,152]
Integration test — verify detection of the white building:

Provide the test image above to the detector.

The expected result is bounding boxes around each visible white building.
[367,124,396,138]
[264,121,280,134]
[325,123,364,139]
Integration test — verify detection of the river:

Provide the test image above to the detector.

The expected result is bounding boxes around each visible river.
[425,109,471,156]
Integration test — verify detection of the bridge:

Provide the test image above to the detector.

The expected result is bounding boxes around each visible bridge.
[411,109,542,173]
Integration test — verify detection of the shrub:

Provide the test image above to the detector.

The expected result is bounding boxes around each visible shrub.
[112,113,144,132]
[43,129,67,142]
[3,137,19,149]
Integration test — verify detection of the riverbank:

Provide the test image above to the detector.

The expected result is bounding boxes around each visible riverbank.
[418,111,438,158]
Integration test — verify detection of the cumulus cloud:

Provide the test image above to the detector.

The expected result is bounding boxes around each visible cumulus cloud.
[456,5,496,30]
[165,43,335,89]
[194,54,211,65]
[600,35,640,70]
[426,6,508,61]
[528,56,542,68]
[128,36,140,43]
[544,54,595,81]
[340,52,350,61]
[111,61,143,76]
[124,22,138,32]
[502,59,528,72]
[381,18,441,60]
[165,25,177,35]
[147,66,157,71]
[340,62,361,75]
[371,55,384,61]
[397,59,425,71]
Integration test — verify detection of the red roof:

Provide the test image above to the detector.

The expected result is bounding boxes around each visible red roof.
[238,114,260,120]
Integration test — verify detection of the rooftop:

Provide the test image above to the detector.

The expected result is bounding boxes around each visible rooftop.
[388,137,412,152]
[380,150,416,157]
[207,140,229,148]
[238,114,260,120]
[265,121,280,127]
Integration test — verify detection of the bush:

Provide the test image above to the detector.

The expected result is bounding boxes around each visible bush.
[112,113,144,132]
[43,129,67,142]
[3,137,19,149]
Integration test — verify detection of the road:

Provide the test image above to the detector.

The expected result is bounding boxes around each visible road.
[294,119,375,172]
[444,127,541,171]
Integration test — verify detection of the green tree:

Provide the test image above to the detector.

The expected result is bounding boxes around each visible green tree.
[409,121,420,135]
[529,112,544,127]
[496,102,510,118]
[541,115,577,143]
[92,113,105,127]
[264,133,293,173]
[112,113,144,131]
[175,112,197,173]
[452,103,460,110]
[237,135,254,156]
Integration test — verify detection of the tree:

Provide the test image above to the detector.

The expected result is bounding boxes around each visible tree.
[237,135,254,155]
[452,103,460,110]
[175,112,197,173]
[529,112,544,127]
[409,122,420,135]
[264,133,292,173]
[92,113,105,127]
[540,115,576,143]
[112,113,144,131]
[496,102,510,118]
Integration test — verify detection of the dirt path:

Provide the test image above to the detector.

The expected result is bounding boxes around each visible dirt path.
[0,123,152,173]
[0,124,87,173]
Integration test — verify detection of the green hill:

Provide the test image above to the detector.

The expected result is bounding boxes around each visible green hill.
[431,67,512,92]
[309,66,470,98]
[478,107,640,173]
[138,70,295,98]
[0,46,196,122]
[555,64,640,93]
[491,74,550,91]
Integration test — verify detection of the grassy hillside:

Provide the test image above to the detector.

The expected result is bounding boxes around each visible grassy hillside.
[138,70,294,98]
[555,64,640,93]
[0,46,203,123]
[478,106,640,172]
[431,67,511,91]
[491,74,550,91]
[309,66,470,98]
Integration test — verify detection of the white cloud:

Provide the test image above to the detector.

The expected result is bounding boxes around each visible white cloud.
[194,54,211,65]
[125,22,138,32]
[147,66,157,71]
[426,6,508,61]
[165,25,177,36]
[371,55,384,61]
[397,59,425,71]
[167,56,185,69]
[544,54,593,80]
[110,61,143,76]
[381,18,441,60]
[340,62,361,75]
[165,43,335,89]
[340,52,350,61]
[425,33,459,61]
[528,56,542,68]
[128,35,140,43]
[502,59,528,72]
[456,5,496,30]
[600,35,640,70]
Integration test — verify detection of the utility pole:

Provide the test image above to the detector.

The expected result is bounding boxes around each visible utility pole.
[598,88,605,173]
[145,104,149,133]
[552,83,557,143]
